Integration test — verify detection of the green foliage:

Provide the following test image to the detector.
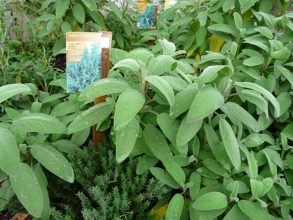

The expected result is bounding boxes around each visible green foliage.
[68,144,167,220]
[0,82,79,218]
[1,0,293,219]
[70,0,293,216]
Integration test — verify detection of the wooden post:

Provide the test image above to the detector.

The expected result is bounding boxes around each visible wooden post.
[93,47,110,146]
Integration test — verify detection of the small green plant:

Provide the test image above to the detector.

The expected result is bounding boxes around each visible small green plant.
[65,144,167,220]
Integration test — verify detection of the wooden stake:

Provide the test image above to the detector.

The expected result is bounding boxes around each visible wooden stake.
[93,47,110,146]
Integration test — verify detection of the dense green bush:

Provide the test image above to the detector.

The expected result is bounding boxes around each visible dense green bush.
[0,0,292,219]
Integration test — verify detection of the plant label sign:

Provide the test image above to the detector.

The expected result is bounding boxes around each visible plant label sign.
[66,32,112,93]
[137,0,158,29]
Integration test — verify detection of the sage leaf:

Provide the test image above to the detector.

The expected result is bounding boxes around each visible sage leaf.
[177,116,202,146]
[10,163,43,218]
[136,155,158,175]
[243,56,264,66]
[150,167,180,189]
[0,84,32,104]
[114,89,145,129]
[250,179,264,197]
[219,118,241,170]
[170,84,198,118]
[159,39,176,56]
[245,151,258,179]
[166,194,184,220]
[145,75,175,106]
[189,172,201,200]
[223,205,250,220]
[235,82,281,117]
[72,3,85,23]
[116,117,140,163]
[79,78,129,102]
[31,144,74,183]
[68,102,112,134]
[144,125,185,185]
[112,58,140,72]
[0,128,20,176]
[162,157,186,186]
[55,0,70,18]
[198,65,226,84]
[222,102,259,132]
[238,200,273,220]
[143,125,172,159]
[193,192,228,210]
[240,89,269,117]
[33,164,50,220]
[187,86,224,123]
[157,113,179,145]
[51,101,78,117]
[12,113,66,134]
[276,66,293,88]
[81,0,97,11]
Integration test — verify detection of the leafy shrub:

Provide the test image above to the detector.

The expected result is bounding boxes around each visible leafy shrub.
[0,83,79,219]
[69,3,293,216]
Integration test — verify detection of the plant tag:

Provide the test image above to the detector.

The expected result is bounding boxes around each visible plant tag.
[137,0,158,29]
[66,32,112,92]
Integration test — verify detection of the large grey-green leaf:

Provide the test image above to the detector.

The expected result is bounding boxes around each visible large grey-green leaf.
[10,163,43,218]
[235,82,280,117]
[81,0,97,11]
[166,194,184,220]
[193,192,228,210]
[276,66,293,88]
[33,164,50,220]
[198,65,226,84]
[145,75,175,106]
[0,128,20,176]
[79,78,129,102]
[114,89,145,130]
[240,89,268,117]
[150,167,180,189]
[31,144,74,183]
[143,125,171,160]
[277,92,292,116]
[219,118,241,170]
[170,84,198,118]
[177,116,202,146]
[187,86,224,122]
[12,113,66,134]
[72,3,85,23]
[149,55,176,76]
[221,102,259,132]
[208,24,236,36]
[223,205,250,220]
[144,125,185,185]
[238,200,274,220]
[51,101,78,117]
[112,58,140,72]
[55,0,70,17]
[162,157,186,186]
[158,39,176,56]
[157,113,179,145]
[68,102,113,133]
[116,117,140,163]
[0,84,32,104]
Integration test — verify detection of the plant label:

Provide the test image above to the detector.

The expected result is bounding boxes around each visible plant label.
[137,0,158,29]
[66,32,112,93]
